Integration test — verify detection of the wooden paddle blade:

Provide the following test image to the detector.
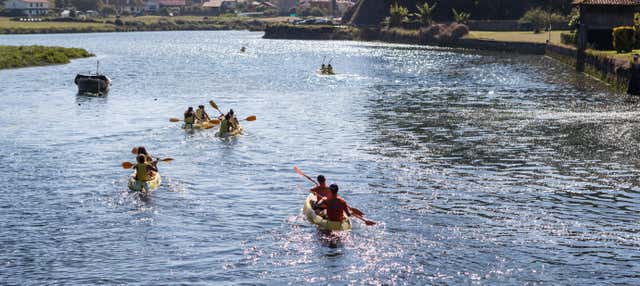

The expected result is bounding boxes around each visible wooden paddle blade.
[209,119,221,125]
[364,220,377,226]
[170,118,181,122]
[131,147,138,154]
[209,100,221,112]
[160,158,174,162]
[350,207,364,217]
[122,162,134,169]
[294,166,304,176]
[244,115,256,122]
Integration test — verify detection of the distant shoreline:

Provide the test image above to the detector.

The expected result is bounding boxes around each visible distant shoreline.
[0,45,93,69]
[0,16,281,35]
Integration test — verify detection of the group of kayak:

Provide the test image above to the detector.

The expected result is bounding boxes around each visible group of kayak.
[178,101,245,137]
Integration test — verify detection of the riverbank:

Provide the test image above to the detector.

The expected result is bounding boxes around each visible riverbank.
[0,16,290,34]
[0,45,93,69]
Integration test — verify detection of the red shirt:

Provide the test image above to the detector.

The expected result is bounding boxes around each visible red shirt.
[323,196,349,222]
[310,184,331,201]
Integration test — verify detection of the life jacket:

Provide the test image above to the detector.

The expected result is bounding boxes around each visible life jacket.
[135,163,152,181]
[184,112,195,124]
[196,109,205,120]
[219,119,229,134]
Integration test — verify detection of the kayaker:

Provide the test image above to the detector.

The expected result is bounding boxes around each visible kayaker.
[241,46,246,53]
[315,184,351,222]
[219,113,231,134]
[195,105,210,122]
[320,64,327,74]
[184,107,196,128]
[327,64,334,75]
[135,146,157,165]
[133,154,157,191]
[229,109,239,130]
[310,175,331,201]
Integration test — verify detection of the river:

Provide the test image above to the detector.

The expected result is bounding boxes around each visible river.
[1,31,639,285]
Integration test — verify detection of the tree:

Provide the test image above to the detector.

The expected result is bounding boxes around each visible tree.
[414,2,436,26]
[388,2,409,27]
[452,8,470,24]
[69,0,101,11]
[518,7,565,33]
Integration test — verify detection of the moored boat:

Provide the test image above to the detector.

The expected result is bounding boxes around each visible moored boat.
[302,193,352,231]
[75,61,111,95]
[128,172,161,193]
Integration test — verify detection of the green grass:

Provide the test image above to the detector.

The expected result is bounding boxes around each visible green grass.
[0,16,289,34]
[0,45,94,69]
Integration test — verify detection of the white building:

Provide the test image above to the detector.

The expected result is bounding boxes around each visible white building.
[4,0,49,16]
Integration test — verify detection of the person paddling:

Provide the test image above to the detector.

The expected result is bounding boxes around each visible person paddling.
[133,154,157,192]
[310,175,331,201]
[314,184,351,222]
[229,109,240,131]
[184,107,196,129]
[321,64,327,74]
[195,105,210,123]
[326,64,334,75]
[219,113,231,134]
[135,146,157,166]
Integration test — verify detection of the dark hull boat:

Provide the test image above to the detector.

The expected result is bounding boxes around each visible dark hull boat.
[75,74,111,95]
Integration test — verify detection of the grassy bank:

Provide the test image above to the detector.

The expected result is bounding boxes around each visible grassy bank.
[0,16,290,34]
[0,45,93,69]
[466,31,568,45]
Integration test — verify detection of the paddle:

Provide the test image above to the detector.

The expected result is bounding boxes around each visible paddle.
[242,115,257,122]
[123,158,174,169]
[209,100,224,115]
[293,166,376,226]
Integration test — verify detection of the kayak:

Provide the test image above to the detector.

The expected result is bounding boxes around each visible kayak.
[128,172,161,193]
[302,193,352,231]
[218,124,243,137]
[318,69,335,75]
[183,120,214,130]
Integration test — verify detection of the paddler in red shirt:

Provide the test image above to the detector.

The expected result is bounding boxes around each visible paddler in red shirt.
[315,184,352,222]
[310,175,331,201]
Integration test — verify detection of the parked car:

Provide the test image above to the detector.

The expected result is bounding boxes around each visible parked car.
[292,17,333,25]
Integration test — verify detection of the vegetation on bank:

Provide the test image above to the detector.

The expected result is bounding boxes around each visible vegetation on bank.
[0,16,286,34]
[0,45,93,69]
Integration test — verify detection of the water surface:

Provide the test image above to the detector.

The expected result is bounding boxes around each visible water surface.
[1,31,639,285]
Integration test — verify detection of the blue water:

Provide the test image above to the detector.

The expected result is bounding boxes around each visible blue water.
[1,31,639,285]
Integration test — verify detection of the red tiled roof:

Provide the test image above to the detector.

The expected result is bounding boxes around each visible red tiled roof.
[573,0,640,5]
[202,0,222,7]
[159,0,185,6]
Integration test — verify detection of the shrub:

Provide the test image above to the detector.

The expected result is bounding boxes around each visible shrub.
[612,26,635,53]
[568,8,579,31]
[448,23,469,39]
[452,8,470,25]
[389,2,409,27]
[560,32,577,46]
[519,8,565,33]
[114,17,123,26]
[414,2,435,27]
[101,5,117,16]
[419,23,445,41]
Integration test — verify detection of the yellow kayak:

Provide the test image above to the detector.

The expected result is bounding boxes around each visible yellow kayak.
[183,120,214,130]
[318,69,335,75]
[128,172,161,192]
[302,193,352,231]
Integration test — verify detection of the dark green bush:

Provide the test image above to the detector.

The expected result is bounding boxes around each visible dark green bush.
[612,26,635,53]
[561,32,577,46]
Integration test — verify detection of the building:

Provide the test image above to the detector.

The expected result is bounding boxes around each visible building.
[202,0,237,15]
[145,0,187,12]
[3,0,49,16]
[103,0,144,14]
[573,0,640,50]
